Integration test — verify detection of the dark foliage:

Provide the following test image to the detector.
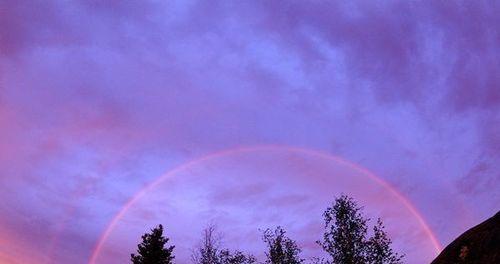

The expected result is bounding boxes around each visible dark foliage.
[263,226,303,264]
[131,224,175,264]
[366,219,404,264]
[192,225,255,264]
[218,249,256,264]
[130,195,405,264]
[192,225,220,264]
[318,195,368,264]
[318,195,403,264]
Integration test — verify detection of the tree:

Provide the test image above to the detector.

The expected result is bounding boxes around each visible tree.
[192,225,255,264]
[192,225,221,264]
[131,224,175,264]
[366,219,403,264]
[317,195,404,264]
[218,249,256,264]
[263,226,303,264]
[318,195,368,264]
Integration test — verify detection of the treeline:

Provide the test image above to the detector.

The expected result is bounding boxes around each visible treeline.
[131,195,404,264]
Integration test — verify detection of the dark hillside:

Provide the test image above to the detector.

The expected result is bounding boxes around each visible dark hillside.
[431,211,500,264]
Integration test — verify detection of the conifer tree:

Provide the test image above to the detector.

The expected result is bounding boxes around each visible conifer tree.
[131,224,175,264]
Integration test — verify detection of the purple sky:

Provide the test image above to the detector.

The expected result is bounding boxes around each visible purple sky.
[0,1,499,263]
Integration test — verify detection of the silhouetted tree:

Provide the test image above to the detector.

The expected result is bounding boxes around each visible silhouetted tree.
[318,195,368,264]
[317,195,404,264]
[263,226,303,264]
[366,219,403,264]
[131,224,175,264]
[218,249,256,264]
[192,225,255,264]
[310,257,329,264]
[192,225,221,264]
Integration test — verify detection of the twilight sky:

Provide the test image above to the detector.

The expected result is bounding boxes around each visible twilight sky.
[0,1,499,263]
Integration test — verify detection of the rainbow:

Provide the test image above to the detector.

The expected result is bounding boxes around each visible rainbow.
[88,145,442,263]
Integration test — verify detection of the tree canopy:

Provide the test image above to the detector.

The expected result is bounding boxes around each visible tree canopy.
[192,225,256,264]
[263,226,304,264]
[131,195,403,264]
[131,224,175,264]
[318,195,403,264]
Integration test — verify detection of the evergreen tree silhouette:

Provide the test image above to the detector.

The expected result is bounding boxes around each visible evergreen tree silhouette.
[263,226,303,264]
[131,224,175,264]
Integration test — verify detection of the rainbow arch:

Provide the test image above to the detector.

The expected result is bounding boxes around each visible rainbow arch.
[88,145,442,263]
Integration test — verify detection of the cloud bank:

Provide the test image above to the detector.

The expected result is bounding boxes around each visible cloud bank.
[0,1,498,263]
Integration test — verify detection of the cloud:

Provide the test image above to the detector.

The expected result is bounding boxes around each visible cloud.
[0,1,498,263]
